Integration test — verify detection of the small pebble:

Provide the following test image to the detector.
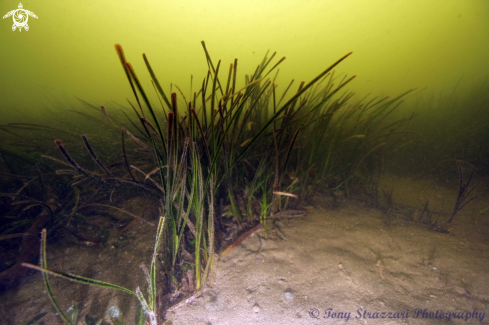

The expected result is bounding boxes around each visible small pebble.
[285,292,294,301]
[253,304,260,313]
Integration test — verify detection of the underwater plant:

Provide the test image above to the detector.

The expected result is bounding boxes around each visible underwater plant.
[18,42,361,323]
[24,219,165,325]
[11,38,422,324]
[447,152,482,223]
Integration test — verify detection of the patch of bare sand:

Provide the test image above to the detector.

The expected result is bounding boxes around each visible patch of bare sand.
[166,201,489,325]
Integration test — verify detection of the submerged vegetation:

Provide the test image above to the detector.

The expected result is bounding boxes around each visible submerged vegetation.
[2,41,486,324]
[387,78,489,179]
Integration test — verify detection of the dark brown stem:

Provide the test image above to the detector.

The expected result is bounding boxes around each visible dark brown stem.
[121,130,136,182]
[55,140,94,180]
[81,135,112,176]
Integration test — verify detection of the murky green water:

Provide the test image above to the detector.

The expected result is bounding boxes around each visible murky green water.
[1,1,488,324]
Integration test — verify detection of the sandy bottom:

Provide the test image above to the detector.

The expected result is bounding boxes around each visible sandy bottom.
[1,175,489,325]
[166,201,489,325]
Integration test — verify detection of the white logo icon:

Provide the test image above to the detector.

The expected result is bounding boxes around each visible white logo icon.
[3,3,38,32]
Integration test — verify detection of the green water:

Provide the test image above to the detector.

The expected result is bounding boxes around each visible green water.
[1,0,488,121]
[1,1,489,324]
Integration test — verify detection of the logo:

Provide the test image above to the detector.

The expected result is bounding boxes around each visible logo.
[3,3,38,32]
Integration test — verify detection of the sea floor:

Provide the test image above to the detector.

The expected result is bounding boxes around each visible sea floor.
[1,175,488,325]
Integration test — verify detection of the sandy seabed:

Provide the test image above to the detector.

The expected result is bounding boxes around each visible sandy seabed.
[166,200,489,325]
[1,176,488,325]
